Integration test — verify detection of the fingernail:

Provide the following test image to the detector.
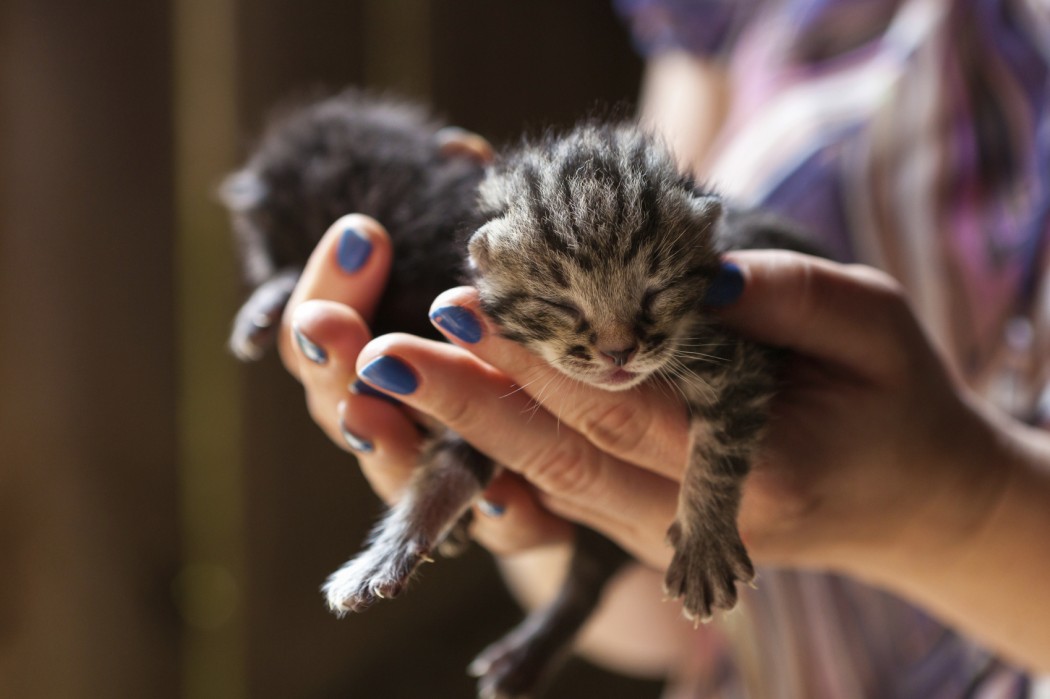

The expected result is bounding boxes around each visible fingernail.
[703,261,744,307]
[477,499,505,517]
[350,378,402,406]
[292,324,328,364]
[359,356,418,395]
[430,306,482,343]
[337,226,373,273]
[339,422,374,453]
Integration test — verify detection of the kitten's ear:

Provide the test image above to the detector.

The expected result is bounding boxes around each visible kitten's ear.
[686,193,724,226]
[467,225,492,274]
[219,170,269,212]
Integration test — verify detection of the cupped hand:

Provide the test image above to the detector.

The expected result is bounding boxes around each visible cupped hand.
[281,212,577,555]
[349,251,1006,579]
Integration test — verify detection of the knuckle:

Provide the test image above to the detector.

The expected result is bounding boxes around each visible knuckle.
[521,439,599,499]
[575,399,651,459]
[846,266,922,374]
[433,385,483,435]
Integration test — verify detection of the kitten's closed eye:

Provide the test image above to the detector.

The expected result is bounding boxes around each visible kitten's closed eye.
[538,297,583,321]
[641,285,672,313]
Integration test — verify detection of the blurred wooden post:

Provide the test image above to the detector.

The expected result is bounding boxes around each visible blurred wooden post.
[0,2,181,696]
[172,0,247,698]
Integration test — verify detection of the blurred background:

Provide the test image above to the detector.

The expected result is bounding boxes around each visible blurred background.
[0,1,656,697]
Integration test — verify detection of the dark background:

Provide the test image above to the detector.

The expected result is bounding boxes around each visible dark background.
[0,1,654,697]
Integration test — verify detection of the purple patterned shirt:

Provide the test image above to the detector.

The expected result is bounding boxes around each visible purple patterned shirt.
[617,0,1050,697]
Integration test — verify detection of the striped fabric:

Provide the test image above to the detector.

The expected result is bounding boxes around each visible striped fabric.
[617,0,1050,697]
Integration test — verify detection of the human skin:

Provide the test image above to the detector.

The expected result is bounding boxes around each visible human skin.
[280,208,1050,674]
[276,52,1050,675]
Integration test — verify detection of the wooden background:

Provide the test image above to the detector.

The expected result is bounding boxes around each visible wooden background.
[0,1,657,697]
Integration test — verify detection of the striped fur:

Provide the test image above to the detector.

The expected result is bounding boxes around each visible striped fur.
[469,123,788,620]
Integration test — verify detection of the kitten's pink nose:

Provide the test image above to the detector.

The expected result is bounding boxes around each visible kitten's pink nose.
[599,344,637,368]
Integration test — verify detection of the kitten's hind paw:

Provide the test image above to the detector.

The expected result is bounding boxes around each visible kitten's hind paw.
[322,537,432,615]
[468,629,551,699]
[663,520,754,623]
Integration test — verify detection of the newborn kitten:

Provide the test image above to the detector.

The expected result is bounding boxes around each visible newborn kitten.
[224,90,812,698]
[469,124,777,617]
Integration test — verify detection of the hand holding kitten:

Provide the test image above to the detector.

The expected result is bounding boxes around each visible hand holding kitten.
[282,214,1050,672]
[282,222,1002,582]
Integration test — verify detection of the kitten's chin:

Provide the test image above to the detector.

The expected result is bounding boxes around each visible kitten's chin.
[589,368,646,391]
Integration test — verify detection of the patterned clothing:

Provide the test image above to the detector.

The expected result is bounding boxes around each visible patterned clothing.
[616,0,1050,697]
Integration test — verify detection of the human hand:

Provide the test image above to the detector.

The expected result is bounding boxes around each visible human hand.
[281,211,579,554]
[348,251,1006,579]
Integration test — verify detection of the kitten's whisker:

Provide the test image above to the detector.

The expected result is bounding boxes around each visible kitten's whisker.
[673,350,728,364]
[501,371,553,400]
[676,339,731,349]
[665,357,718,403]
[523,372,561,421]
[655,367,690,410]
[500,356,576,400]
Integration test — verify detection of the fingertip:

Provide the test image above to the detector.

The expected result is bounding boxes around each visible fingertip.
[715,250,914,378]
[702,260,745,307]
[288,300,371,369]
[430,286,480,314]
[470,472,573,555]
[430,304,484,344]
[326,214,390,275]
[338,392,424,503]
[287,214,393,326]
[326,213,393,269]
[336,399,374,454]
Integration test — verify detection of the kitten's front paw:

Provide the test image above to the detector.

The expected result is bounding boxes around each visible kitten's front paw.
[663,520,754,623]
[322,537,433,615]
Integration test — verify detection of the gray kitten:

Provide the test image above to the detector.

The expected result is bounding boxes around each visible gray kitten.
[224,91,816,698]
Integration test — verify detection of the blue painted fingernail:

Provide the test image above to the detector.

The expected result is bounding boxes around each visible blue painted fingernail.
[350,378,402,406]
[339,422,374,453]
[477,499,505,517]
[293,324,328,364]
[337,227,373,273]
[359,356,418,395]
[430,306,482,344]
[703,261,745,307]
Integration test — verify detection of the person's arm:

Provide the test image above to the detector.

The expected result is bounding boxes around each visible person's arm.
[347,251,1050,673]
[638,51,730,177]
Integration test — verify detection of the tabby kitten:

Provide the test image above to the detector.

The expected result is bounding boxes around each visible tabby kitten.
[224,91,806,698]
[468,123,773,618]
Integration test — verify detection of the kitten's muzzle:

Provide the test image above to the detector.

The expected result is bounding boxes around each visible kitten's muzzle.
[599,344,637,368]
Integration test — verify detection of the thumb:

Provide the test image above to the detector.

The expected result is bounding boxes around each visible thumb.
[713,250,920,381]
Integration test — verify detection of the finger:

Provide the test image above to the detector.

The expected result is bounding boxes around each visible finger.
[289,300,421,503]
[470,470,574,556]
[428,288,690,480]
[279,214,393,378]
[715,250,923,381]
[338,398,422,503]
[353,333,678,559]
